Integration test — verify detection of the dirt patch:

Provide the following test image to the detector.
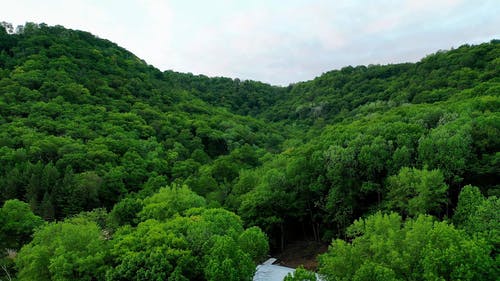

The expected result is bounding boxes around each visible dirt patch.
[275,240,329,271]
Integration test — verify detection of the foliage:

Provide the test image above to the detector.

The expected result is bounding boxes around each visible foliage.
[453,185,499,246]
[0,199,43,250]
[238,226,269,263]
[203,235,254,281]
[107,205,265,281]
[0,23,286,220]
[138,184,205,221]
[319,212,497,281]
[108,197,143,227]
[284,266,318,281]
[106,219,195,281]
[15,217,109,281]
[1,23,499,280]
[385,167,448,217]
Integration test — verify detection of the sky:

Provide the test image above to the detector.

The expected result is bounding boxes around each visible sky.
[2,0,499,85]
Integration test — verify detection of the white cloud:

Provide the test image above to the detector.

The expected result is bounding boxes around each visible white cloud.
[2,0,499,85]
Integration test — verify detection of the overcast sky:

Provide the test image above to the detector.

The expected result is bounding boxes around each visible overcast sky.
[3,0,499,85]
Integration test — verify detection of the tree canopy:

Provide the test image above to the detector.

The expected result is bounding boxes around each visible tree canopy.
[0,23,498,280]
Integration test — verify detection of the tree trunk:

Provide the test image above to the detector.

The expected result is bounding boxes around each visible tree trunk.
[280,222,285,252]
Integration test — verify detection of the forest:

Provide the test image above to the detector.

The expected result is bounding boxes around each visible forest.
[0,22,498,281]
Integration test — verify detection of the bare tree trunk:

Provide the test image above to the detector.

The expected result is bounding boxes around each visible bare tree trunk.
[312,222,317,241]
[316,222,321,241]
[1,264,13,281]
[301,221,307,240]
[308,201,319,241]
[280,223,285,252]
[377,190,381,207]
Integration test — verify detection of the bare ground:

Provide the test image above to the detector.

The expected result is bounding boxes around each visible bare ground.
[275,240,329,271]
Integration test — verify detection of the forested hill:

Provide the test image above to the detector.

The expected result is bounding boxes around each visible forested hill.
[0,23,498,281]
[163,70,288,117]
[266,40,499,122]
[0,22,287,218]
[165,40,499,124]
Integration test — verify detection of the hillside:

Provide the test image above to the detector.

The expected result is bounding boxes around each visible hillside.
[0,23,498,281]
[0,23,287,218]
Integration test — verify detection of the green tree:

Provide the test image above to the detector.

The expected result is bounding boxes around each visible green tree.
[39,192,55,221]
[139,185,206,221]
[452,185,485,227]
[319,212,497,281]
[106,220,194,281]
[108,197,143,227]
[16,217,108,281]
[203,235,254,281]
[352,262,399,281]
[453,185,499,246]
[238,226,269,263]
[385,167,448,216]
[0,24,499,281]
[417,123,472,182]
[0,199,43,250]
[107,207,267,281]
[421,221,496,281]
[186,208,245,254]
[284,266,318,281]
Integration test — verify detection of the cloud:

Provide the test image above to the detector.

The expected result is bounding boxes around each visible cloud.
[158,0,499,85]
[2,0,174,64]
[2,0,499,85]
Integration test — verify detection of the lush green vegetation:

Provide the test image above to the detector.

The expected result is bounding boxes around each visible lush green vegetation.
[0,22,498,280]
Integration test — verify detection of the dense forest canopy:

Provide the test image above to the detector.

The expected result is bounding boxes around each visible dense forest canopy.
[0,22,498,280]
